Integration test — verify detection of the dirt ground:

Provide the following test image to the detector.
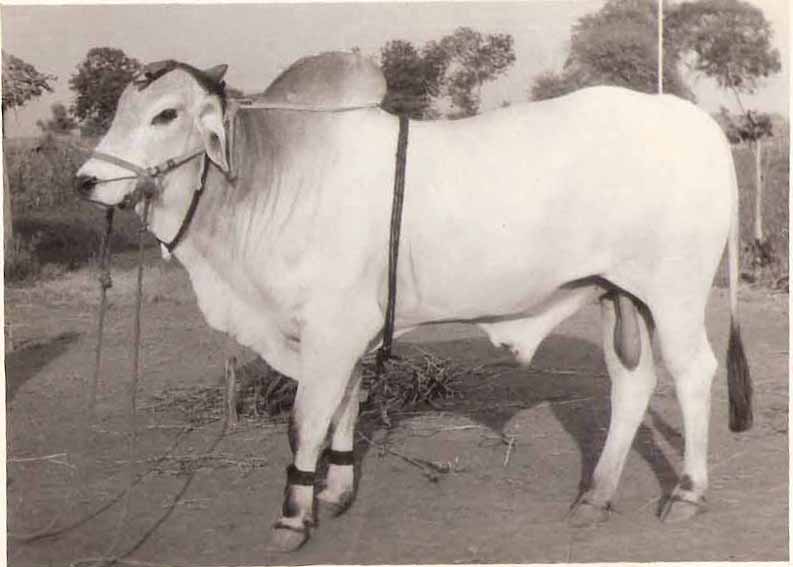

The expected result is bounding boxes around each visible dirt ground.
[5,252,789,565]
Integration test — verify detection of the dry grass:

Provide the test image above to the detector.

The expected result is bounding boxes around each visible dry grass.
[141,346,491,430]
[144,386,227,428]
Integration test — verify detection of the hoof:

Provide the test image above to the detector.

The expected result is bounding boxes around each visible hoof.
[268,522,309,552]
[316,490,354,523]
[660,494,705,523]
[567,498,611,527]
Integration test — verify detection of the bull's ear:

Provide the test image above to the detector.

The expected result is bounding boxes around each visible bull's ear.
[196,97,229,172]
[203,64,228,83]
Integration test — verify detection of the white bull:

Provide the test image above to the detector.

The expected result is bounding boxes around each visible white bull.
[76,52,752,552]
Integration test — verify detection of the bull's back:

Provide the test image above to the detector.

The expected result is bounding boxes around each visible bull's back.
[400,86,735,320]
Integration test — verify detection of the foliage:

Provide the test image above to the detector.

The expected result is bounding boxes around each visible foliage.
[530,70,588,102]
[531,0,692,101]
[668,0,781,94]
[5,135,84,211]
[5,232,42,282]
[69,47,141,137]
[1,53,56,111]
[381,27,515,119]
[531,0,781,102]
[3,136,151,282]
[717,107,773,144]
[435,27,516,117]
[381,40,448,119]
[36,102,78,135]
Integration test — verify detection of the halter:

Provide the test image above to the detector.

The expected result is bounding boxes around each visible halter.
[88,146,208,253]
[86,98,380,254]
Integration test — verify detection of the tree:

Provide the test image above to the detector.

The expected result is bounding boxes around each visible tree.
[36,102,78,135]
[671,0,781,263]
[2,53,57,247]
[2,53,56,111]
[530,0,692,101]
[380,40,448,119]
[434,27,516,117]
[381,28,515,119]
[669,0,781,94]
[530,70,587,102]
[69,47,141,137]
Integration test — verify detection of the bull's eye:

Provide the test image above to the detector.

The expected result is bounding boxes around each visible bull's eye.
[151,108,178,126]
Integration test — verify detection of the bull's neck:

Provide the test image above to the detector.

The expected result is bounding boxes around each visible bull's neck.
[142,155,205,251]
[166,109,350,284]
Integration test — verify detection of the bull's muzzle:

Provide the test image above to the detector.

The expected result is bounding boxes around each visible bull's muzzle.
[74,174,98,197]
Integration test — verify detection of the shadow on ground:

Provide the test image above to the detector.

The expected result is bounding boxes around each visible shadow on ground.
[396,334,684,502]
[5,331,81,403]
[226,332,685,510]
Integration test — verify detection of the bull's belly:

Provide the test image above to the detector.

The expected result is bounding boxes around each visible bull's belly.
[396,247,607,326]
[397,230,611,327]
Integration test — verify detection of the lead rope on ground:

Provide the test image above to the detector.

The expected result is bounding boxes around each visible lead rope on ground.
[90,207,115,420]
[7,207,118,544]
[98,196,152,566]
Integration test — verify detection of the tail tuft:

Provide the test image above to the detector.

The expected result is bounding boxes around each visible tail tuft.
[727,322,753,432]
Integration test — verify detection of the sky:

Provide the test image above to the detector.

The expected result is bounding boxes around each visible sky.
[1,0,789,138]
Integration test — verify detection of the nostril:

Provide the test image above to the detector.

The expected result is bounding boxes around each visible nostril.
[74,174,98,196]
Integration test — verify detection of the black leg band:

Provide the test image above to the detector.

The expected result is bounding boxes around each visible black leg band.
[286,464,316,486]
[326,449,355,466]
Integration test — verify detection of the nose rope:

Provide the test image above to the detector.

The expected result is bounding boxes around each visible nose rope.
[82,146,208,251]
[90,149,153,177]
[87,147,205,185]
[94,175,140,186]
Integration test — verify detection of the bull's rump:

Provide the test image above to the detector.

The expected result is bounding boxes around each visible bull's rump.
[400,86,735,320]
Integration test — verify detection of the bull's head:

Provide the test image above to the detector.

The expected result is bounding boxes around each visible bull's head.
[75,61,230,239]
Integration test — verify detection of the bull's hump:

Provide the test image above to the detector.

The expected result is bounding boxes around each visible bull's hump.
[261,51,386,107]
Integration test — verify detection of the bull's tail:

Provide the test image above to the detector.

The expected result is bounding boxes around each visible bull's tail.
[726,167,753,432]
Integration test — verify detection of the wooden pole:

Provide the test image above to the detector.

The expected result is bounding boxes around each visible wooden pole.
[753,138,764,242]
[2,111,12,249]
[658,0,664,94]
[3,155,11,247]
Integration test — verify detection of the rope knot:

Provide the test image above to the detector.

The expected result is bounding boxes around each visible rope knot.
[98,271,113,290]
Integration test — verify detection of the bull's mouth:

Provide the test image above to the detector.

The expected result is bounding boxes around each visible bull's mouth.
[74,175,135,209]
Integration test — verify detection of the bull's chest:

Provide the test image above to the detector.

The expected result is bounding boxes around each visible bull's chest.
[181,252,303,379]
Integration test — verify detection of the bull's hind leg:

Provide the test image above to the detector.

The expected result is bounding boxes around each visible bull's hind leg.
[569,293,656,526]
[316,363,362,518]
[653,308,717,523]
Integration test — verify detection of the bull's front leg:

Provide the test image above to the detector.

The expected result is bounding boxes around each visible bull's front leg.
[317,363,362,517]
[269,306,378,552]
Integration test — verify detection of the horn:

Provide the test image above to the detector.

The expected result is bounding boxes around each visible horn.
[203,64,228,83]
